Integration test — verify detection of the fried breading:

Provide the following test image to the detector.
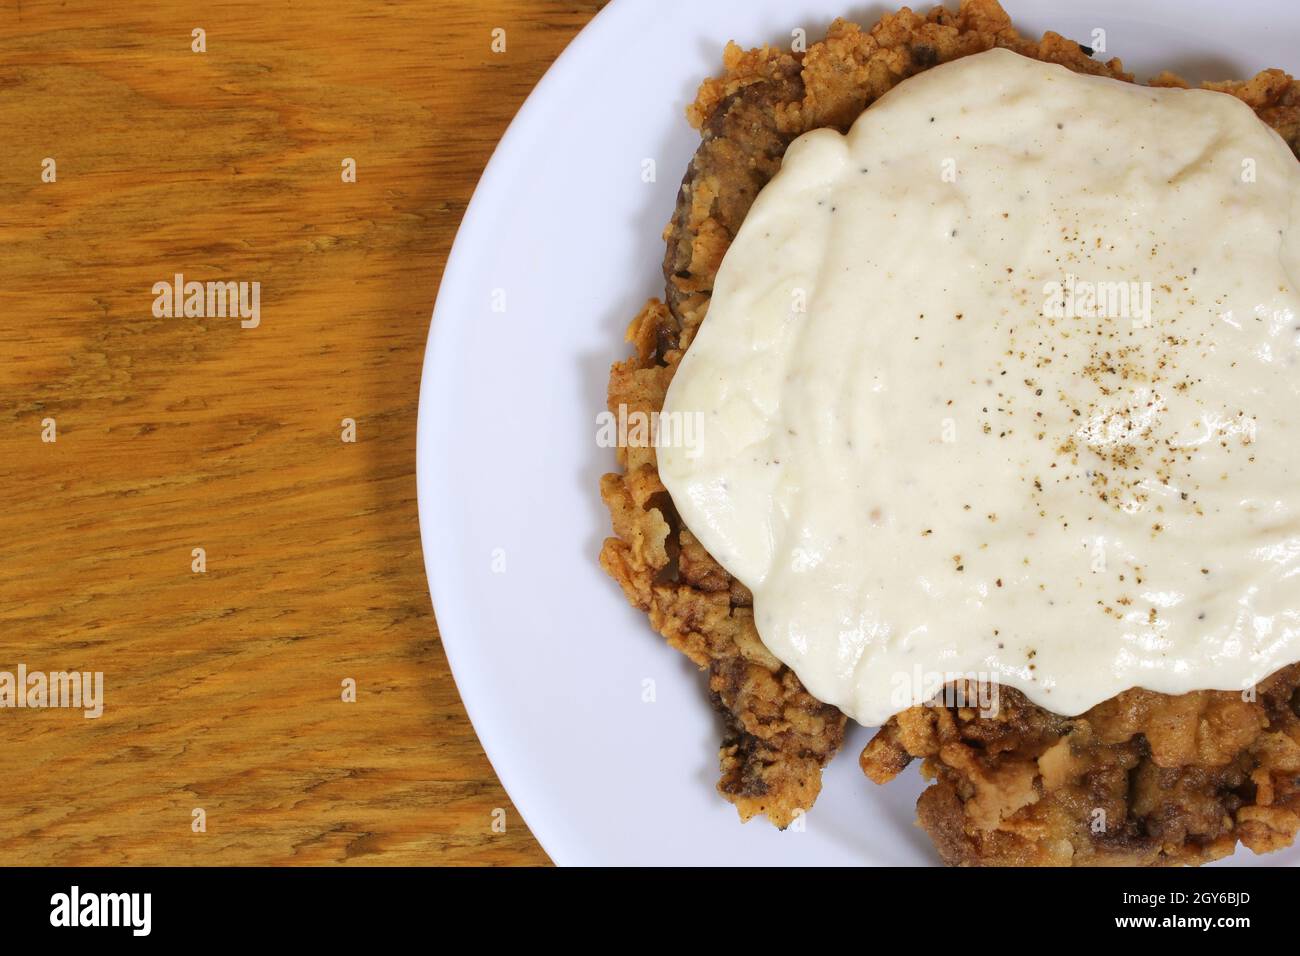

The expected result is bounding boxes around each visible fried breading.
[599,0,1300,860]
[600,302,844,828]
[861,666,1300,865]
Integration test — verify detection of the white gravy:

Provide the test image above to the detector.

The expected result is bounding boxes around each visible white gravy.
[658,48,1300,724]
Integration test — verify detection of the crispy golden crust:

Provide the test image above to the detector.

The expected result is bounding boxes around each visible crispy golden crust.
[862,666,1300,865]
[599,0,1300,859]
[599,303,844,828]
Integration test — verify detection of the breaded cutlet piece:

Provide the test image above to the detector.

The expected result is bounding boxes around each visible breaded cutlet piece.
[599,0,1300,857]
[862,666,1300,865]
[601,301,845,828]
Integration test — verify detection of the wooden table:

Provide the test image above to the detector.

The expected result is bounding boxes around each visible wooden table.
[0,0,606,866]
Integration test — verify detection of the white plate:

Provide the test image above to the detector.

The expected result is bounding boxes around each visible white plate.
[417,0,1300,866]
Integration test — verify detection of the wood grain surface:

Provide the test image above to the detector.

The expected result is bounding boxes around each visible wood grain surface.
[0,0,607,865]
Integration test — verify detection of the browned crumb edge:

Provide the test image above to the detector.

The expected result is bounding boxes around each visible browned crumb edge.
[599,0,1300,864]
[861,669,1300,865]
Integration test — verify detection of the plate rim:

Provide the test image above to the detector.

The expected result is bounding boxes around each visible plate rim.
[416,0,1300,868]
[415,0,648,866]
